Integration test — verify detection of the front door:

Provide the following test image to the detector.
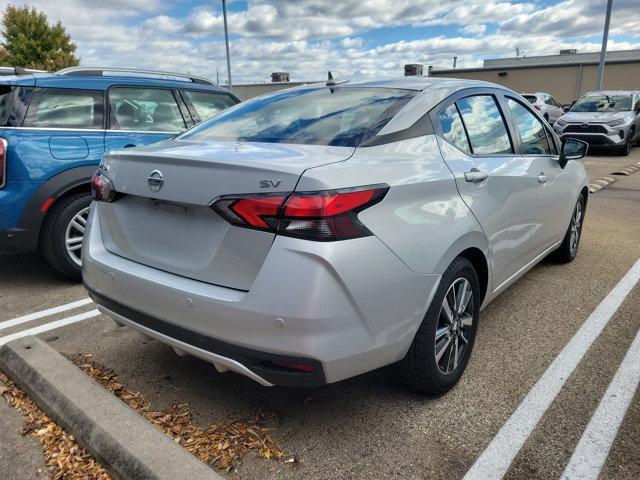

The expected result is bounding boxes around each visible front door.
[434,92,541,290]
[503,96,574,252]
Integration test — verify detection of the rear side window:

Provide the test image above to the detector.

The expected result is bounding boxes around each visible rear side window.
[437,103,471,154]
[182,91,237,123]
[506,98,552,155]
[456,95,513,154]
[108,87,186,132]
[23,88,104,129]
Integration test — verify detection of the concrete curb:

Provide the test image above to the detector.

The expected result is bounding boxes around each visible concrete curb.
[0,336,221,480]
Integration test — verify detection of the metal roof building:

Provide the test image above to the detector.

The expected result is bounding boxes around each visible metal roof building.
[429,49,640,104]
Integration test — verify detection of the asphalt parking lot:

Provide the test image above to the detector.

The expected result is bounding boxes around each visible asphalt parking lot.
[1,149,640,480]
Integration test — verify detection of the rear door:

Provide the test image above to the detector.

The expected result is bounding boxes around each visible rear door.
[433,90,541,290]
[20,87,105,172]
[104,86,188,151]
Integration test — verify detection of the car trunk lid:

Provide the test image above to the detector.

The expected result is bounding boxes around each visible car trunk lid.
[97,139,354,290]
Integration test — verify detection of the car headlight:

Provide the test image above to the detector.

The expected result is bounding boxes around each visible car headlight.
[555,118,567,127]
[607,118,626,127]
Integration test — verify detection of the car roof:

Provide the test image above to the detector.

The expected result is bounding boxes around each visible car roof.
[344,76,495,92]
[585,90,638,95]
[0,71,231,93]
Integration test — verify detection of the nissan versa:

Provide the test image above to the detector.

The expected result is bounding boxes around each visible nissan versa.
[84,77,589,393]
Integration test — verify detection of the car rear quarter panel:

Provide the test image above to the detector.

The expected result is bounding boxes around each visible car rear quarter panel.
[296,135,489,276]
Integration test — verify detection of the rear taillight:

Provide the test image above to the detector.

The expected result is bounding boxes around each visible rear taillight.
[534,104,541,110]
[90,170,117,202]
[212,185,388,241]
[0,138,7,189]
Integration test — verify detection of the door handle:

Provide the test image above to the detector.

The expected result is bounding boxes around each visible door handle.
[538,173,549,184]
[464,169,488,182]
[123,144,137,149]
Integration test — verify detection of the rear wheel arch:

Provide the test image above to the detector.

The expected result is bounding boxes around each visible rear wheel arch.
[457,248,488,305]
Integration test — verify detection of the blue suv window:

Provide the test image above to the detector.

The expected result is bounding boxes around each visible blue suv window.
[108,87,185,132]
[181,90,237,122]
[23,88,104,129]
[0,86,33,126]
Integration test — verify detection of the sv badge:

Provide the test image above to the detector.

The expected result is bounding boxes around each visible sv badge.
[259,179,282,188]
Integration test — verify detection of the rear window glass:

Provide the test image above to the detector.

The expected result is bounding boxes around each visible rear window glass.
[523,95,537,104]
[456,95,513,154]
[109,87,185,132]
[179,87,417,147]
[24,88,103,128]
[182,90,237,122]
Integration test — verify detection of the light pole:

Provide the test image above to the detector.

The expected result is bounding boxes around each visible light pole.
[222,0,232,90]
[595,0,613,91]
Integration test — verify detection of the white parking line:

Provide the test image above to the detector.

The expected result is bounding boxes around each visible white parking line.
[0,298,93,331]
[561,327,640,479]
[464,257,640,480]
[0,309,101,346]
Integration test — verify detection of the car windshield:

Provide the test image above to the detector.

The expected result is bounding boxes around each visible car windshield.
[523,95,537,104]
[178,86,417,147]
[571,93,632,112]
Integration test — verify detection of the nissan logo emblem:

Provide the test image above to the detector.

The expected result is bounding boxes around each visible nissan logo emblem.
[147,170,164,192]
[581,123,589,129]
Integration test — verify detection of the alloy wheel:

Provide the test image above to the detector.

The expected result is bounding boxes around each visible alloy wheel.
[435,277,474,375]
[569,201,582,256]
[65,207,89,267]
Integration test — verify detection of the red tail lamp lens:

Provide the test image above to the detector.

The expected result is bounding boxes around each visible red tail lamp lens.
[212,185,388,241]
[91,170,117,202]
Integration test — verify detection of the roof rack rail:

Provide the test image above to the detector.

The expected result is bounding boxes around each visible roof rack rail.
[55,67,215,85]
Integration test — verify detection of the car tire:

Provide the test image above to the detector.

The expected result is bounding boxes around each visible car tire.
[618,129,633,156]
[396,256,480,394]
[40,192,92,280]
[550,193,585,264]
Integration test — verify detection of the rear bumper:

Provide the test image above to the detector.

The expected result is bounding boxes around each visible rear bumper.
[83,204,440,386]
[0,213,43,254]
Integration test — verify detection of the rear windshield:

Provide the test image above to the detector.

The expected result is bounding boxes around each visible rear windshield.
[571,93,632,112]
[522,95,537,104]
[179,87,417,147]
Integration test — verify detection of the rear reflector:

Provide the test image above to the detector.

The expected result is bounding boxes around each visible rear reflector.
[40,197,56,213]
[212,185,388,241]
[0,138,7,189]
[270,361,316,373]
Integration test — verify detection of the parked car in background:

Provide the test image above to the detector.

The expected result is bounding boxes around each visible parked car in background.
[522,92,565,124]
[0,66,47,76]
[553,90,640,156]
[0,67,239,278]
[84,77,589,393]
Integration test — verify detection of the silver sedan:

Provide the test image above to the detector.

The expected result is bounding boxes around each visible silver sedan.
[83,77,589,394]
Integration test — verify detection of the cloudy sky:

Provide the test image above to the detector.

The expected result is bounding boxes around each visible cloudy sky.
[6,0,640,83]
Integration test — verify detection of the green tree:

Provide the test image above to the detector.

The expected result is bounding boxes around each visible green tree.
[1,4,79,70]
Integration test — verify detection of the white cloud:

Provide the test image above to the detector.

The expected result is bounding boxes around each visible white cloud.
[0,0,638,84]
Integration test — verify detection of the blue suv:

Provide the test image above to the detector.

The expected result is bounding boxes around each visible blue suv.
[0,67,239,279]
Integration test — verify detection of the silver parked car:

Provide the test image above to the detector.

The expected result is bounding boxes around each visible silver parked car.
[84,77,589,393]
[553,90,640,156]
[522,92,565,124]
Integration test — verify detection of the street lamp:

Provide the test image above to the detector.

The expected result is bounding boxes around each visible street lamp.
[595,0,613,91]
[222,0,232,90]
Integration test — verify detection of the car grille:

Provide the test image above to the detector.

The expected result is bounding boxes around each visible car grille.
[564,124,608,134]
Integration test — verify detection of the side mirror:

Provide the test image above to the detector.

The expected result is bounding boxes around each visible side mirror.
[559,138,588,168]
[563,105,571,112]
